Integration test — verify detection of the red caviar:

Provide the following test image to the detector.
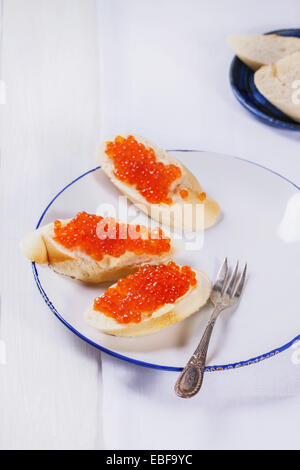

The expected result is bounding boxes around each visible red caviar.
[198,192,206,202]
[94,262,197,324]
[105,135,182,205]
[53,212,170,261]
[180,189,189,200]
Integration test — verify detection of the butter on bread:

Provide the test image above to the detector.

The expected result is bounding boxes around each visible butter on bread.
[85,269,211,336]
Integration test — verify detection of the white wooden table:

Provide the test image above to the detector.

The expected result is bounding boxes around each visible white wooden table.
[1,0,300,450]
[0,0,104,450]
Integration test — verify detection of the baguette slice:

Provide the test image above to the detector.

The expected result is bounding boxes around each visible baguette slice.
[227,34,300,71]
[254,52,300,123]
[20,218,181,283]
[85,268,211,336]
[99,135,220,231]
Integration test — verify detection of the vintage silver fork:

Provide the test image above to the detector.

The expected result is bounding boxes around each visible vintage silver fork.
[175,259,247,398]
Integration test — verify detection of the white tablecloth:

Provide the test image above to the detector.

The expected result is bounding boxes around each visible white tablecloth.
[97,0,300,450]
[1,0,300,450]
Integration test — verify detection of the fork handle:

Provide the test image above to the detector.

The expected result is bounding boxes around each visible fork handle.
[174,319,216,398]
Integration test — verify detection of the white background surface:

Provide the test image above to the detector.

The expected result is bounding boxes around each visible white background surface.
[1,0,300,450]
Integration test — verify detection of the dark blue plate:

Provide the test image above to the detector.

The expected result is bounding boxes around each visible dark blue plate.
[230,28,300,130]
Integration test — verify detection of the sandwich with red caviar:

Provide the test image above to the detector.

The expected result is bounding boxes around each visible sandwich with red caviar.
[98,134,220,231]
[85,262,211,336]
[20,212,181,283]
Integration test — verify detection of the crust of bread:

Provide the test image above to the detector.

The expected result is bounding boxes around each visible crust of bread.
[98,135,220,231]
[20,220,180,283]
[254,52,300,123]
[84,269,211,336]
[20,228,50,264]
[227,34,300,71]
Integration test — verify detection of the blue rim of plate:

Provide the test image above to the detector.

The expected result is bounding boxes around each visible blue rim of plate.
[32,151,300,372]
[229,28,300,130]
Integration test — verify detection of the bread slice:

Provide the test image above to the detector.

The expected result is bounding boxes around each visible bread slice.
[85,269,211,336]
[98,135,220,231]
[227,34,300,70]
[20,219,181,283]
[254,52,300,122]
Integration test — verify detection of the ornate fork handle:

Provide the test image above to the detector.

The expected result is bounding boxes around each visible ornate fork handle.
[175,312,219,398]
[175,259,247,398]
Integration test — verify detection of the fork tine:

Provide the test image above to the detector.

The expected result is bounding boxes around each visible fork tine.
[234,263,247,299]
[214,258,228,293]
[225,261,239,297]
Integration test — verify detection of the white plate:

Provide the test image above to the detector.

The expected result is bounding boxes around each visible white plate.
[33,151,300,371]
